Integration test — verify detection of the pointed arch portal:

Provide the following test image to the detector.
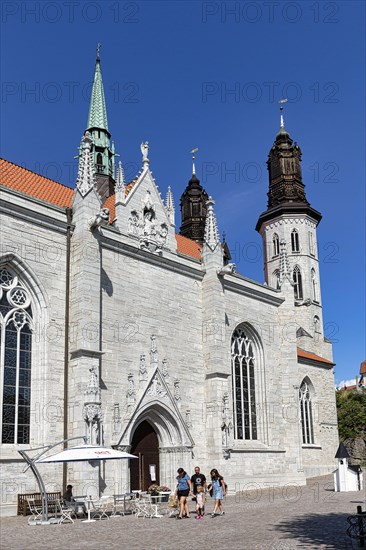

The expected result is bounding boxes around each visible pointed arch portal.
[130,420,159,491]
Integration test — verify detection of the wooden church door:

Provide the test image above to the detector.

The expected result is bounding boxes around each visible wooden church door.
[130,421,159,491]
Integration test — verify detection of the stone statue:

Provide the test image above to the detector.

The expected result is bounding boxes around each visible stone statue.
[128,210,139,236]
[143,209,156,237]
[141,141,149,164]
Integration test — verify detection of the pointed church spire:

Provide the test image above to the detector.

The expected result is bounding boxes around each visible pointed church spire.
[165,186,175,226]
[115,161,125,205]
[76,132,98,197]
[278,98,288,136]
[82,45,115,202]
[191,148,198,175]
[204,197,220,251]
[87,44,109,132]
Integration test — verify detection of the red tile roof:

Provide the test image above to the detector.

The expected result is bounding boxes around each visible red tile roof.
[103,194,116,220]
[297,348,335,366]
[341,384,357,391]
[175,234,202,260]
[0,158,74,207]
[1,158,201,261]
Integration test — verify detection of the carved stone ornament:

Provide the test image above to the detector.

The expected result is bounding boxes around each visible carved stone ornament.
[185,409,192,429]
[128,210,140,236]
[88,207,110,231]
[161,358,169,383]
[83,403,103,445]
[113,402,121,433]
[138,191,168,255]
[174,379,181,402]
[141,141,149,166]
[85,366,101,400]
[139,353,148,382]
[150,335,158,366]
[217,263,236,276]
[126,372,136,413]
[76,132,97,198]
[146,374,167,398]
[221,392,234,447]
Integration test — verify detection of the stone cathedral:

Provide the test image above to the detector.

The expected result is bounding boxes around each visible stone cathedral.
[0,52,339,516]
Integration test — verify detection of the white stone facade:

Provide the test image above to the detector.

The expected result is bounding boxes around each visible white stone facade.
[0,152,339,517]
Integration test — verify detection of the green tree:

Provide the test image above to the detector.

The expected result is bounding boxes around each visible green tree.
[336,390,366,440]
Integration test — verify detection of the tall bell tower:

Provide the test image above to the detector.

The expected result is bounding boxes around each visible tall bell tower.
[256,108,325,340]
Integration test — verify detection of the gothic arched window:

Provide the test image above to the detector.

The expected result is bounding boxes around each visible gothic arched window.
[299,380,314,444]
[308,231,315,256]
[231,327,257,440]
[311,268,317,302]
[272,233,280,256]
[291,229,300,253]
[293,265,303,300]
[273,269,280,290]
[0,268,33,444]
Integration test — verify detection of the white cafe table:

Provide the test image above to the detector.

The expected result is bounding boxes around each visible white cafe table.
[112,493,136,516]
[82,497,96,523]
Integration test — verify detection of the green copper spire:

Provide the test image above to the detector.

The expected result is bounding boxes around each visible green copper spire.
[81,44,116,202]
[87,45,109,132]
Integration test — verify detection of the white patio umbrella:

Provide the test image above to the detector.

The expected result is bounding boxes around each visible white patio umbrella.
[18,440,137,524]
[36,445,137,463]
[34,445,137,523]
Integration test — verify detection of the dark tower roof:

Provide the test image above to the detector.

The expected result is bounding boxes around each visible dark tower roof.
[335,442,350,459]
[180,171,209,244]
[255,124,322,232]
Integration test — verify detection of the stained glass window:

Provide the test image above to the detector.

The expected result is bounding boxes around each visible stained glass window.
[0,268,32,444]
[299,381,314,444]
[231,327,257,440]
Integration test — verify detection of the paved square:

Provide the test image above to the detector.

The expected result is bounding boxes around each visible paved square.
[1,474,365,549]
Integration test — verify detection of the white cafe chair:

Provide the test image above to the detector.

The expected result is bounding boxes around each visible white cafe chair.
[91,496,113,520]
[27,498,43,525]
[56,499,77,524]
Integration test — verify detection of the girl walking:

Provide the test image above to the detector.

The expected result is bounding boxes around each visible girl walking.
[209,469,226,517]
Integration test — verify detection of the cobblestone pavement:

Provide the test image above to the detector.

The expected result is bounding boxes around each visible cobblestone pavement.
[1,475,365,550]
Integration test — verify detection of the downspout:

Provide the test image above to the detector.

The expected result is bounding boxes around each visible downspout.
[63,207,72,491]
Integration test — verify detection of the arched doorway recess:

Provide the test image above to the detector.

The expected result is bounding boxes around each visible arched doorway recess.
[130,420,159,490]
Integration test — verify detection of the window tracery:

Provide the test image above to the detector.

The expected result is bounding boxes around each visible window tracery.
[0,268,32,444]
[293,265,303,300]
[291,229,300,253]
[311,268,317,302]
[231,327,257,440]
[273,269,280,290]
[299,380,314,444]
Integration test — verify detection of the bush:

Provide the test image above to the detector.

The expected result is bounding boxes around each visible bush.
[336,390,366,440]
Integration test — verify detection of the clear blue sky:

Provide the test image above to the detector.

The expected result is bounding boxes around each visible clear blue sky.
[1,0,365,385]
